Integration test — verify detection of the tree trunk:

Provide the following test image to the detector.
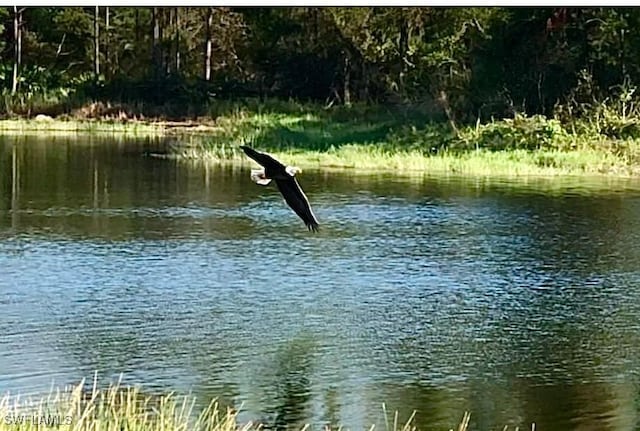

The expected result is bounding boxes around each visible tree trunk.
[152,7,161,78]
[204,7,213,81]
[343,52,352,106]
[165,8,173,75]
[105,6,110,79]
[174,7,180,73]
[162,9,169,76]
[94,6,100,79]
[438,89,459,135]
[398,19,408,96]
[11,7,22,94]
[620,27,626,79]
[361,60,369,102]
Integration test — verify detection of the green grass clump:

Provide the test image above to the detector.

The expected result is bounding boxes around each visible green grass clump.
[456,114,574,151]
[172,105,640,177]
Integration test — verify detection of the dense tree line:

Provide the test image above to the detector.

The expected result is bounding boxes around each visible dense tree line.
[1,7,639,122]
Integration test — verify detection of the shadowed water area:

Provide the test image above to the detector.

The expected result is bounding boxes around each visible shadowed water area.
[2,135,640,430]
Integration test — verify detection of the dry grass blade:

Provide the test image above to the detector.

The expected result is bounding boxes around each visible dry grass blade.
[452,411,470,431]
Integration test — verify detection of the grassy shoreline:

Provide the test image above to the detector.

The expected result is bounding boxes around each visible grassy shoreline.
[0,118,206,135]
[174,145,636,178]
[3,108,640,178]
[0,379,485,431]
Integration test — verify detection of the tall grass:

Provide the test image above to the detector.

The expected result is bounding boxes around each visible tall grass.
[169,108,640,177]
[0,377,471,431]
[0,377,251,431]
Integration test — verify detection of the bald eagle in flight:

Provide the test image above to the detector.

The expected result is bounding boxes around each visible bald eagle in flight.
[240,145,319,232]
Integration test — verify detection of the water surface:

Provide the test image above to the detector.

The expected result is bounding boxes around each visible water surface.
[2,135,640,430]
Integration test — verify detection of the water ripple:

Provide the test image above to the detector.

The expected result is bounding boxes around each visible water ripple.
[3,138,640,430]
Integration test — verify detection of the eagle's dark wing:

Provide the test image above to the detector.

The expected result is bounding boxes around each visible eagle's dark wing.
[240,145,286,170]
[275,178,319,232]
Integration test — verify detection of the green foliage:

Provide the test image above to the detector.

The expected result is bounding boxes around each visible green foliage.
[387,123,456,153]
[0,7,7,54]
[553,69,640,141]
[5,6,640,136]
[0,63,11,85]
[458,114,572,151]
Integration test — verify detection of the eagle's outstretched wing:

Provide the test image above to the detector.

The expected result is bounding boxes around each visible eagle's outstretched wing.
[275,177,319,232]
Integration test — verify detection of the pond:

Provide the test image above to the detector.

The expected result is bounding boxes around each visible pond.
[2,135,640,431]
